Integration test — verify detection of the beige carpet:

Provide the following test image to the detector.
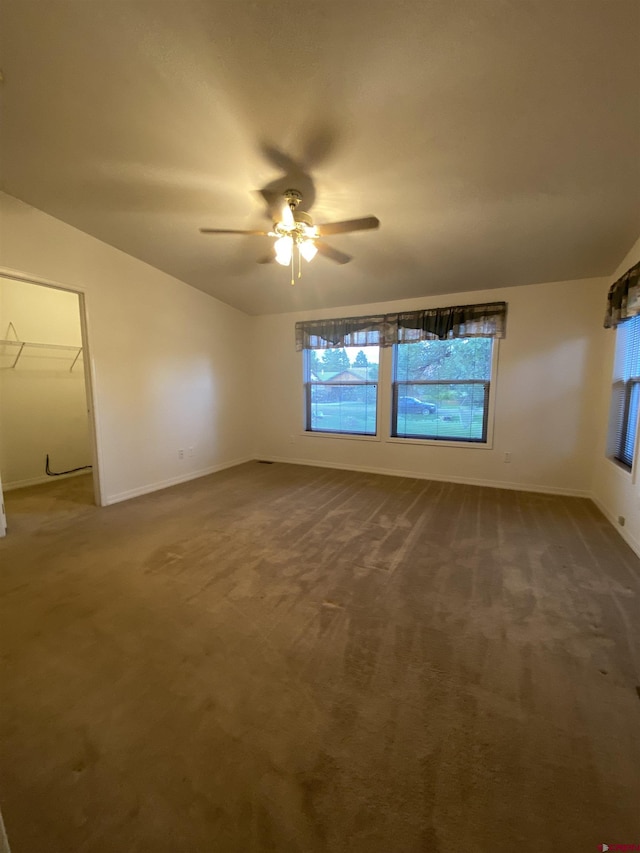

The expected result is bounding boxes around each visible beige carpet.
[1,463,639,852]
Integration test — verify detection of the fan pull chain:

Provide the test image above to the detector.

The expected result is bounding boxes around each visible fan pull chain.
[290,249,295,286]
[298,245,302,280]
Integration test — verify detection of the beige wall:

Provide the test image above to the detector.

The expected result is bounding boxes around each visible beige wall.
[0,278,91,488]
[591,235,640,556]
[251,276,608,497]
[0,192,253,505]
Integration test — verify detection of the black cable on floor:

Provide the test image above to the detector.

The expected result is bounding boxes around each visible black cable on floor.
[45,454,93,477]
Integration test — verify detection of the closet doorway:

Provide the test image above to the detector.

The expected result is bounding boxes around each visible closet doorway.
[0,274,101,536]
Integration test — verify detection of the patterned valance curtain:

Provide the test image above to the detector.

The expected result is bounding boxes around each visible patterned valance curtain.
[389,301,507,343]
[604,261,640,328]
[294,315,386,350]
[295,302,507,351]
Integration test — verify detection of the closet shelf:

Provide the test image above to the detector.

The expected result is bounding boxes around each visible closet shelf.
[0,338,83,371]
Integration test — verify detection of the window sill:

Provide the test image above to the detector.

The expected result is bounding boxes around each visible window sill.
[302,430,381,443]
[385,436,493,450]
[301,432,494,448]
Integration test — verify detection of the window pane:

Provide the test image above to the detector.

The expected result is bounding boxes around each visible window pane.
[610,380,628,460]
[310,385,377,434]
[393,339,493,442]
[610,315,640,470]
[395,339,493,382]
[620,316,640,381]
[395,382,487,441]
[619,381,639,468]
[305,345,379,435]
[311,346,380,382]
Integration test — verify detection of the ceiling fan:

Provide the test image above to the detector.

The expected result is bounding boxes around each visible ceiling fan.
[200,189,380,285]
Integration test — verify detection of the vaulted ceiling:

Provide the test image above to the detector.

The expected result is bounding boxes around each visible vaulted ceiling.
[1,1,639,315]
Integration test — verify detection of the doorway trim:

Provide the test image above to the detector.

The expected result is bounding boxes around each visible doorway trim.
[0,266,104,508]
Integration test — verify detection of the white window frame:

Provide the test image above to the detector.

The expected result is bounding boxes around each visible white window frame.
[608,314,640,476]
[387,339,499,449]
[299,341,499,448]
[302,347,381,439]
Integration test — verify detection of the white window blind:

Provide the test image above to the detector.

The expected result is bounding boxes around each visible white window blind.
[611,315,640,469]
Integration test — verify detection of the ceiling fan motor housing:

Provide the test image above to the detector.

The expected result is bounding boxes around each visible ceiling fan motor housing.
[273,190,317,240]
[284,189,303,210]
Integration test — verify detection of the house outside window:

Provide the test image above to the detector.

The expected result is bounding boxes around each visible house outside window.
[609,313,640,471]
[392,338,494,442]
[304,346,379,435]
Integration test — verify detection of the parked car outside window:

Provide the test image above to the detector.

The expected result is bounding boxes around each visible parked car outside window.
[397,396,436,414]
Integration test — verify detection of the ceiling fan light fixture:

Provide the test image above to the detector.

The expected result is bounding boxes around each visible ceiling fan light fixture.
[299,239,318,262]
[199,187,379,284]
[274,235,293,266]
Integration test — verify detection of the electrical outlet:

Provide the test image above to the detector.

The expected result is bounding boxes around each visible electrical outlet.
[503,452,511,463]
[178,449,184,460]
[188,446,194,457]
[288,434,296,445]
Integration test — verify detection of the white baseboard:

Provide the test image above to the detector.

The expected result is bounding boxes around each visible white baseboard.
[6,453,638,560]
[3,468,92,491]
[103,456,252,506]
[590,494,640,558]
[255,455,591,498]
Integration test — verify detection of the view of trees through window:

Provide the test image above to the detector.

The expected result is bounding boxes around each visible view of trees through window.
[393,338,494,441]
[305,346,379,435]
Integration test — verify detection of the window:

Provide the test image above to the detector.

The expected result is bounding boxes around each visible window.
[304,346,379,435]
[610,314,640,470]
[296,302,506,441]
[392,338,494,442]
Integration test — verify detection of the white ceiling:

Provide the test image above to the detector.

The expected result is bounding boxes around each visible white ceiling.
[1,0,639,315]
